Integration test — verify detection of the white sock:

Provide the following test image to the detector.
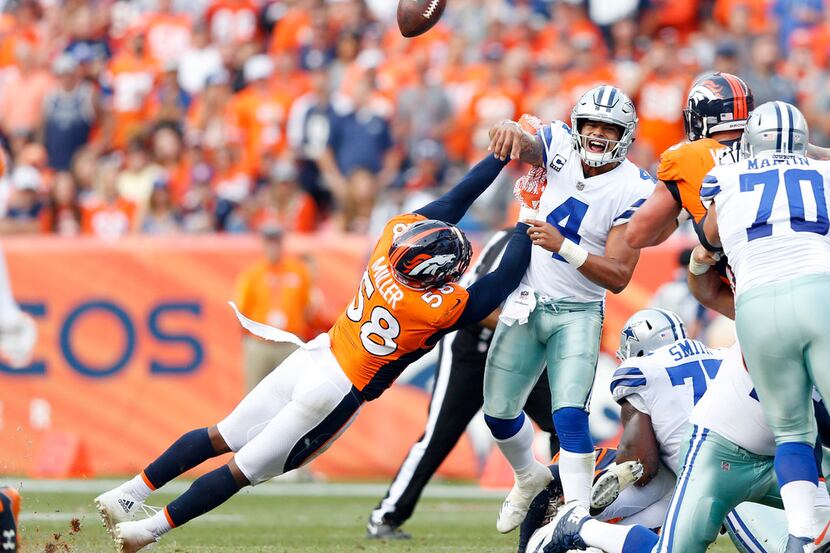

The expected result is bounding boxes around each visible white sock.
[781,480,819,538]
[122,474,153,502]
[146,509,173,539]
[558,449,594,507]
[580,519,632,553]
[494,415,535,475]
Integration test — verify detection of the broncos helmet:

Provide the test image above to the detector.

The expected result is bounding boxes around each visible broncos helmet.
[684,72,754,142]
[388,219,472,290]
[617,308,687,361]
[740,101,809,158]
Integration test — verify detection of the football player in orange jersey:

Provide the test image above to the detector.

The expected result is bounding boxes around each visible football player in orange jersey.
[95,154,535,553]
[626,72,830,250]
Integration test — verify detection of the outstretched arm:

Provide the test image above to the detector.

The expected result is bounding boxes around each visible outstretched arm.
[414,155,508,224]
[625,181,682,248]
[487,119,545,166]
[449,222,531,329]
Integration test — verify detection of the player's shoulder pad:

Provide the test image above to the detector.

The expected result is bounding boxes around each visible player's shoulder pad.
[656,139,713,183]
[610,359,648,403]
[539,120,574,168]
[432,284,469,328]
[700,165,728,201]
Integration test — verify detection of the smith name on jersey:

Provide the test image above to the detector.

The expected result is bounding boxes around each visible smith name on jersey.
[526,121,655,302]
[611,337,722,473]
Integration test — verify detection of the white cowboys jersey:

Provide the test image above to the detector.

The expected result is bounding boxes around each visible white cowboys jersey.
[523,121,655,302]
[611,338,721,474]
[689,342,776,457]
[703,153,830,297]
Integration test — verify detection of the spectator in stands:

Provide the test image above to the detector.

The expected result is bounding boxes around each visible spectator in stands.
[41,171,81,236]
[177,23,224,96]
[82,160,137,240]
[0,166,44,235]
[320,73,396,232]
[287,66,337,214]
[745,33,798,105]
[42,54,97,172]
[396,53,453,153]
[141,179,183,235]
[252,160,318,234]
[116,138,164,212]
[0,42,52,141]
[233,224,313,389]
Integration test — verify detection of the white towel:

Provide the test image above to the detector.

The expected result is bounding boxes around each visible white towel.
[228,301,329,350]
[498,284,537,326]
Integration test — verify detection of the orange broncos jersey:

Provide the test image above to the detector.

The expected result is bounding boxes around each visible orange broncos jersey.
[329,214,469,400]
[656,137,736,223]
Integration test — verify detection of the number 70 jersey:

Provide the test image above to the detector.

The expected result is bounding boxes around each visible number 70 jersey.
[703,154,830,297]
[328,214,469,401]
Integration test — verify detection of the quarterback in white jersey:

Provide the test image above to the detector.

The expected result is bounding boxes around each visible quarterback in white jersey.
[483,85,655,533]
[703,101,830,550]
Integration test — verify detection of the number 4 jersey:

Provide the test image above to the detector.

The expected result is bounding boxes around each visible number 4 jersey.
[526,121,655,302]
[703,153,830,297]
[329,214,469,400]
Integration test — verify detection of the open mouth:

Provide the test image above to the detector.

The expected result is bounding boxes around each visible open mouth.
[586,138,607,153]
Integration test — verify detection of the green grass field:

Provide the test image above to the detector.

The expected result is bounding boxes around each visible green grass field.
[15,482,739,552]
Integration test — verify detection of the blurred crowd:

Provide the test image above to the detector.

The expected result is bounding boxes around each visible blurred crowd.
[0,0,827,237]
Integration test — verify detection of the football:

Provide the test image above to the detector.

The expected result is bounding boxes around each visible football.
[397,0,446,38]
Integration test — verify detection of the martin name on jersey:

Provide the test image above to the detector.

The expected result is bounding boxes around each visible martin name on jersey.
[526,121,655,302]
[611,337,722,473]
[701,154,830,297]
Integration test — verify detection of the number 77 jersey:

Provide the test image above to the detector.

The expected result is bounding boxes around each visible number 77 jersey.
[328,214,469,401]
[702,154,830,298]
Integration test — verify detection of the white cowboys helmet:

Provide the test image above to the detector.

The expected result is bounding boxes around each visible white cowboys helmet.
[740,100,809,159]
[571,85,638,168]
[617,308,687,361]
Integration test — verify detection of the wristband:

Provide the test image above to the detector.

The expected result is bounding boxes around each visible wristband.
[688,257,712,275]
[558,239,588,268]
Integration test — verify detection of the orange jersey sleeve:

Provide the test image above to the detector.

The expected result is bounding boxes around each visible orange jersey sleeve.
[656,138,727,223]
[329,214,469,400]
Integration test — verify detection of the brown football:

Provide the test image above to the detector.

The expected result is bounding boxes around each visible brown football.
[397,0,447,38]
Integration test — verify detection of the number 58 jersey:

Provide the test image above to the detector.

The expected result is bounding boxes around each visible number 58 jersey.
[703,154,830,297]
[329,214,469,401]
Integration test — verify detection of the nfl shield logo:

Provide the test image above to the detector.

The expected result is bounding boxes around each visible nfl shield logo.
[721,461,730,472]
[576,181,585,191]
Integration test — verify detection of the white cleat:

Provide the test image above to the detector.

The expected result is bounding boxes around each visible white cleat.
[95,488,146,537]
[115,521,159,553]
[497,460,553,534]
[590,460,643,510]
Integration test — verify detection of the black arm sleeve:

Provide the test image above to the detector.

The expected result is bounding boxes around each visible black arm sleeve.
[450,222,531,329]
[414,155,509,224]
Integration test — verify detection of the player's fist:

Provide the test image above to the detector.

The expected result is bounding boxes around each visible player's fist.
[526,220,564,252]
[488,119,526,161]
[688,245,721,275]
